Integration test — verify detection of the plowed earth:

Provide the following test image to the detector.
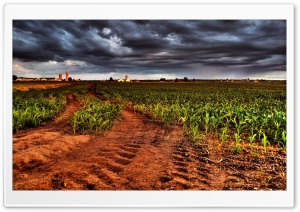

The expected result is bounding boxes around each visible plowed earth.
[13,93,286,190]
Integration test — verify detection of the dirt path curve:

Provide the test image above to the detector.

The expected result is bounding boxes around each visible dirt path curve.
[13,92,224,190]
[13,92,286,190]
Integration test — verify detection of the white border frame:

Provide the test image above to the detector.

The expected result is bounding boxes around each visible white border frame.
[3,3,294,207]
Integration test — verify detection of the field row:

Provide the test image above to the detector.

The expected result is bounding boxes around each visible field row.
[13,82,287,152]
[92,82,287,152]
[13,84,121,134]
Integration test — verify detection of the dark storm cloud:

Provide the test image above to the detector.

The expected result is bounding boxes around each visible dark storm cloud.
[13,20,286,78]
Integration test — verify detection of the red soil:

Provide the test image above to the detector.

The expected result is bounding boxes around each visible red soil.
[13,93,286,190]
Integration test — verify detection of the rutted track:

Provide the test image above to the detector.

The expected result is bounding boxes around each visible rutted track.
[13,92,286,190]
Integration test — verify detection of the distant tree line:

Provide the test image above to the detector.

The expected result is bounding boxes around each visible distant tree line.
[160,77,195,82]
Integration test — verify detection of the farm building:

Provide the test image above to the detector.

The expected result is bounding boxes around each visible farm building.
[15,77,59,81]
[125,74,131,82]
[118,75,131,82]
[42,78,56,81]
[15,77,36,81]
[14,72,71,82]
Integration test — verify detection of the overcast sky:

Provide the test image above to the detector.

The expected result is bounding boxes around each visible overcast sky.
[13,20,286,80]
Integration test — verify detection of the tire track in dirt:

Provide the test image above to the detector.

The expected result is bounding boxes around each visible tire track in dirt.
[13,91,228,190]
[13,91,286,190]
[44,109,183,190]
[159,138,221,190]
[220,149,286,190]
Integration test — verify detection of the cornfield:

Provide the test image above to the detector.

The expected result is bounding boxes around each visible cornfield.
[94,82,287,151]
[13,81,286,152]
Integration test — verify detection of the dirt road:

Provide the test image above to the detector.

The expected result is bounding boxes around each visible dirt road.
[13,94,286,190]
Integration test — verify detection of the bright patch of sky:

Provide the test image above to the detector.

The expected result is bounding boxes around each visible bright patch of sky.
[165,33,181,44]
[151,52,173,56]
[89,28,131,55]
[102,28,111,35]
[64,60,86,66]
[108,35,132,55]
[207,33,240,42]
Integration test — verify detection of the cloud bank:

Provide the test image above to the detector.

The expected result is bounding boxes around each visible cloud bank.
[13,20,286,80]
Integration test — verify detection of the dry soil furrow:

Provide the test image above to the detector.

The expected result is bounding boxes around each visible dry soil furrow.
[13,100,182,190]
[14,91,244,191]
[162,139,213,190]
[60,110,180,190]
[13,93,92,190]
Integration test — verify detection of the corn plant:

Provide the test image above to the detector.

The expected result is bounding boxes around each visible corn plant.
[279,131,287,151]
[203,112,210,134]
[261,133,269,153]
[210,115,218,133]
[232,116,246,136]
[248,134,256,148]
[190,123,202,142]
[232,132,242,154]
[219,126,228,144]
